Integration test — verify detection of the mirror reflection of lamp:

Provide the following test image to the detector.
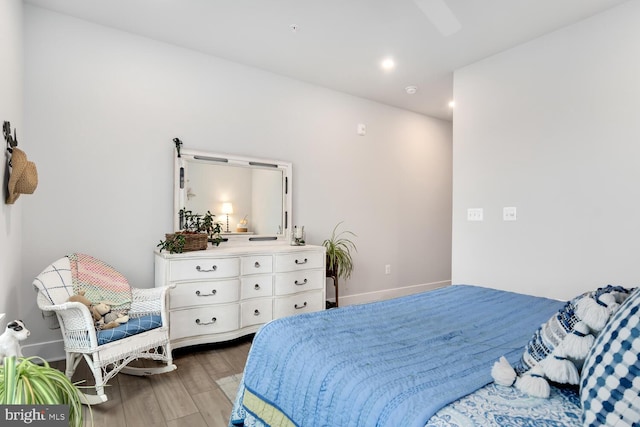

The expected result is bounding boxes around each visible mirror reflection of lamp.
[186,187,196,200]
[221,202,234,233]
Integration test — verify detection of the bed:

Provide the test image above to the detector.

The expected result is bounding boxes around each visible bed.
[229,284,640,427]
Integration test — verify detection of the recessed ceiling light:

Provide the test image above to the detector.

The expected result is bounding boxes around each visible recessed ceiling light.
[405,86,418,95]
[381,58,395,71]
[448,100,455,108]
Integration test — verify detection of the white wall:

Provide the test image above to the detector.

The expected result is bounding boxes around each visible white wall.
[452,0,640,300]
[22,6,452,358]
[0,0,23,324]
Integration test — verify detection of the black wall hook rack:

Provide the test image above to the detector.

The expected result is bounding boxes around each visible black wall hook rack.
[4,121,18,153]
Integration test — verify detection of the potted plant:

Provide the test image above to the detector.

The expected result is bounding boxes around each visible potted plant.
[157,208,223,253]
[0,356,84,426]
[323,222,357,307]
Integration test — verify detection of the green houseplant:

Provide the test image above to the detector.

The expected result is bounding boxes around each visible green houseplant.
[0,356,84,427]
[323,221,357,281]
[158,208,223,253]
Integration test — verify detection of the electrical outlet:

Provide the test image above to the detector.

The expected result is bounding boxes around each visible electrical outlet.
[385,264,391,275]
[467,208,483,221]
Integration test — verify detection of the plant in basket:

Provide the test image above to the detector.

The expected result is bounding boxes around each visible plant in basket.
[157,208,223,253]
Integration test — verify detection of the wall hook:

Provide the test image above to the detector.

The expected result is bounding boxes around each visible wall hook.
[4,121,18,153]
[173,137,183,158]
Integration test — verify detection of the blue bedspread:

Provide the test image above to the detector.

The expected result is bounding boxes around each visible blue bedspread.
[233,285,564,427]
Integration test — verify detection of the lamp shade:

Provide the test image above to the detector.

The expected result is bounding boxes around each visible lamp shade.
[221,202,234,215]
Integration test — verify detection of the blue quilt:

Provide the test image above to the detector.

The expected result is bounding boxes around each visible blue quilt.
[232,285,564,427]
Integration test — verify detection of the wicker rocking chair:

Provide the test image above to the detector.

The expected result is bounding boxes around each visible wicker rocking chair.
[33,254,176,405]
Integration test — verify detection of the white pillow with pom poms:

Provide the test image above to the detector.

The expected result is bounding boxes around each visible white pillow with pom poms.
[492,285,634,398]
[520,285,632,375]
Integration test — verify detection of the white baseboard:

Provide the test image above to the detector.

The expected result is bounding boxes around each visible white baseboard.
[337,280,451,306]
[21,339,66,362]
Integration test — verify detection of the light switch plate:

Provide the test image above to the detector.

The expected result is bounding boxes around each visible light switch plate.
[503,207,517,221]
[467,208,483,221]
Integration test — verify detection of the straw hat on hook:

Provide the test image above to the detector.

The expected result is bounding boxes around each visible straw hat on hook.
[6,148,38,204]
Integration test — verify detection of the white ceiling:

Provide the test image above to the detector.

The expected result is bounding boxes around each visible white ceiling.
[24,0,629,121]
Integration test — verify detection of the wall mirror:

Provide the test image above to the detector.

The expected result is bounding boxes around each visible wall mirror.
[175,149,291,241]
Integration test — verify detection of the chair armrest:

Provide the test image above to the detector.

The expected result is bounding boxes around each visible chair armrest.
[36,294,99,350]
[130,287,170,326]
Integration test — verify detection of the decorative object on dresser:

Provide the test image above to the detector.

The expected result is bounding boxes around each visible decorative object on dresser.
[158,208,223,253]
[221,202,234,233]
[323,221,357,308]
[237,214,249,232]
[290,225,305,246]
[155,243,326,349]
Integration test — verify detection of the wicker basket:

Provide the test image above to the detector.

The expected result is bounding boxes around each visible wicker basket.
[165,232,208,252]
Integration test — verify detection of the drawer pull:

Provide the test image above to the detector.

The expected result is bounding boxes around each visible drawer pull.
[295,258,308,265]
[254,261,261,268]
[294,278,308,286]
[195,317,217,325]
[254,309,261,316]
[196,265,217,272]
[195,289,217,297]
[254,284,261,290]
[294,302,308,310]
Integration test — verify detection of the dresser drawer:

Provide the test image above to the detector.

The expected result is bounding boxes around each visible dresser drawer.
[170,304,240,340]
[169,257,240,281]
[241,298,273,328]
[241,255,273,275]
[274,291,324,318]
[241,276,273,299]
[274,269,324,296]
[275,251,324,273]
[170,279,240,309]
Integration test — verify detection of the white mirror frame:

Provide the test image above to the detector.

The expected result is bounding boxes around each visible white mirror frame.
[174,149,292,242]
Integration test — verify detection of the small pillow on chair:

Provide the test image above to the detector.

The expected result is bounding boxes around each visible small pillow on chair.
[96,315,162,346]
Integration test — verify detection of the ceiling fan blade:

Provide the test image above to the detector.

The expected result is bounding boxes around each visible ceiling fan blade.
[414,0,461,37]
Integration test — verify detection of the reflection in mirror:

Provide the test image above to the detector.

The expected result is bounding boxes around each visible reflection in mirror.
[175,150,291,240]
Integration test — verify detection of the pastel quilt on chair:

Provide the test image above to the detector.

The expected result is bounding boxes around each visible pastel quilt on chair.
[68,253,132,310]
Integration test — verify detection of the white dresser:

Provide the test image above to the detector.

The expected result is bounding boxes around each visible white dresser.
[154,243,326,349]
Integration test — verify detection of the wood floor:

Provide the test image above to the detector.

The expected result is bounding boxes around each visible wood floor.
[50,335,253,427]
